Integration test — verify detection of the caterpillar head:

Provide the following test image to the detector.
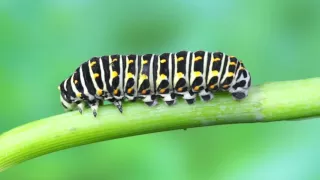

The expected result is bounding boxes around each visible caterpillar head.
[229,68,251,100]
[58,83,76,111]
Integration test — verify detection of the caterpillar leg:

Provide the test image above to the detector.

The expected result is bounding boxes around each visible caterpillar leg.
[199,89,213,102]
[232,92,246,100]
[161,93,176,106]
[109,99,123,113]
[183,90,196,104]
[76,101,86,114]
[229,84,249,100]
[88,100,99,117]
[143,95,158,107]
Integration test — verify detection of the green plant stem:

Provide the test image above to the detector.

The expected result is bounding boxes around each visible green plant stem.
[0,77,320,172]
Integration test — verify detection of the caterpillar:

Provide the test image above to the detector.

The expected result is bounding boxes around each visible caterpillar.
[58,51,251,117]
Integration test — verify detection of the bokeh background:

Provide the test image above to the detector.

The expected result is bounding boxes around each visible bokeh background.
[1,0,320,179]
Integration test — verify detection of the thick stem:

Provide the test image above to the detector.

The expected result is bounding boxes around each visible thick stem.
[0,77,319,172]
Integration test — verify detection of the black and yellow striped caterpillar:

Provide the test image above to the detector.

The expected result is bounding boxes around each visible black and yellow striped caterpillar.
[58,51,251,117]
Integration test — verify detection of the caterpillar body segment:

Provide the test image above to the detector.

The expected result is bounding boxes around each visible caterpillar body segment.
[58,51,251,117]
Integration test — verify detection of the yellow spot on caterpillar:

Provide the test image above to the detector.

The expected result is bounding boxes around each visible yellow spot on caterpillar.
[160,59,166,63]
[229,62,236,66]
[113,88,119,95]
[227,72,234,77]
[194,56,202,61]
[93,73,100,78]
[128,59,134,64]
[223,85,229,89]
[177,72,184,78]
[76,93,82,98]
[212,70,219,76]
[97,89,103,96]
[112,58,118,63]
[177,57,184,61]
[194,71,202,77]
[127,72,134,79]
[160,74,167,79]
[209,85,215,89]
[177,87,183,92]
[90,61,96,67]
[141,89,147,95]
[193,86,200,91]
[140,74,148,80]
[143,60,148,64]
[74,80,78,84]
[112,71,118,78]
[239,67,245,70]
[213,58,220,62]
[230,56,235,58]
[127,87,133,94]
[159,88,166,94]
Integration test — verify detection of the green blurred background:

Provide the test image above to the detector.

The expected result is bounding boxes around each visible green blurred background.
[1,0,320,179]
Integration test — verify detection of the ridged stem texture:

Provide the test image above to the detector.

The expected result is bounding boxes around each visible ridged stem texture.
[0,77,319,172]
